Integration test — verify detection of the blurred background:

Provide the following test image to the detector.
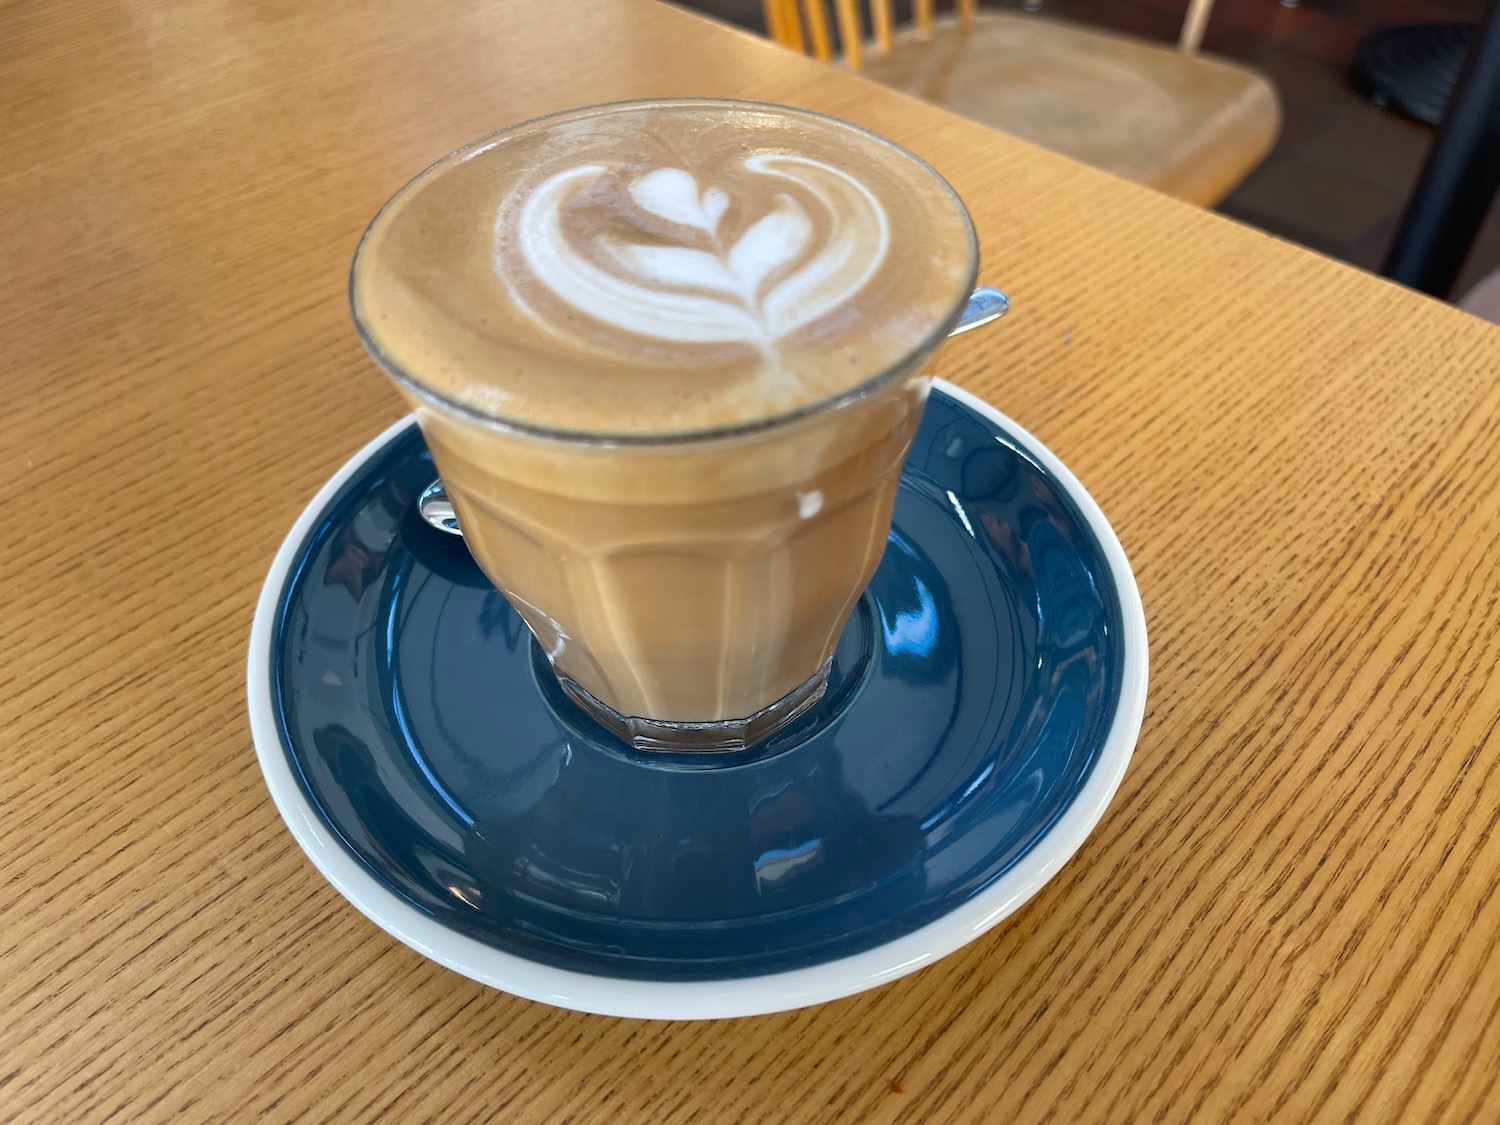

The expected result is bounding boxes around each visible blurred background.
[677,0,1500,311]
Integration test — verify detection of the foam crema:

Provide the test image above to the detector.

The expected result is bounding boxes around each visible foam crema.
[352,100,975,436]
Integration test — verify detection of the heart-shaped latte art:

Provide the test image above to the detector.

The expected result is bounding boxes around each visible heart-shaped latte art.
[496,155,890,354]
[629,167,731,233]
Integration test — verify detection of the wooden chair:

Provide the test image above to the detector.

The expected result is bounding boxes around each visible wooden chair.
[762,0,1280,206]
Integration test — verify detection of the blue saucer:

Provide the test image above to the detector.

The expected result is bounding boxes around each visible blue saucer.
[248,382,1147,1018]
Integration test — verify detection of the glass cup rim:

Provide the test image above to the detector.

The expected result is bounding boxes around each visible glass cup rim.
[348,96,980,448]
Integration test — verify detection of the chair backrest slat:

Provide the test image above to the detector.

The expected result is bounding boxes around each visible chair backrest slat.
[833,0,864,68]
[764,0,804,50]
[914,0,935,37]
[781,0,806,50]
[800,0,834,59]
[871,0,895,54]
[761,0,785,45]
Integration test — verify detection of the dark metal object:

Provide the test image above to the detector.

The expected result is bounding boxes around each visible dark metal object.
[1353,23,1472,126]
[1382,0,1500,298]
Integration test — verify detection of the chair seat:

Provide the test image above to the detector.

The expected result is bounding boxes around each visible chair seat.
[860,12,1280,205]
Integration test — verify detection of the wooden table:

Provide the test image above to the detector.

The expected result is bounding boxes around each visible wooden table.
[4,0,1498,1121]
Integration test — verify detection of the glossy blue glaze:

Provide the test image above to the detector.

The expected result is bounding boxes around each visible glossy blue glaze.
[270,390,1124,981]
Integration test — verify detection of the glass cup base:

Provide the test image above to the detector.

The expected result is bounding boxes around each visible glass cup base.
[556,661,834,752]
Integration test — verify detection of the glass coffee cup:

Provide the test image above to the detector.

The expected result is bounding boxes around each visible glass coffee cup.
[350,99,983,751]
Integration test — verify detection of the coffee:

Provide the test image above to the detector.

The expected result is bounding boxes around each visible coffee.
[354,101,973,435]
[351,100,977,744]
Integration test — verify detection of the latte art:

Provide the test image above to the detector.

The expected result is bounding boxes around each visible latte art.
[351,100,976,434]
[500,156,890,354]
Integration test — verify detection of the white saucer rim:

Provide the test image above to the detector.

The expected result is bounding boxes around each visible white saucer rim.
[246,379,1149,1020]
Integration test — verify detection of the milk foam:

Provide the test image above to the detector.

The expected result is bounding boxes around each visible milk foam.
[351,101,976,435]
[501,155,889,352]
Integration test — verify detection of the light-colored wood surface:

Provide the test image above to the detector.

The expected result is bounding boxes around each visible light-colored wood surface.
[2,0,1499,1121]
[861,13,1279,205]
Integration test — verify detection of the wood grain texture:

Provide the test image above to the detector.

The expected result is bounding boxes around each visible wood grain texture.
[2,0,1498,1122]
